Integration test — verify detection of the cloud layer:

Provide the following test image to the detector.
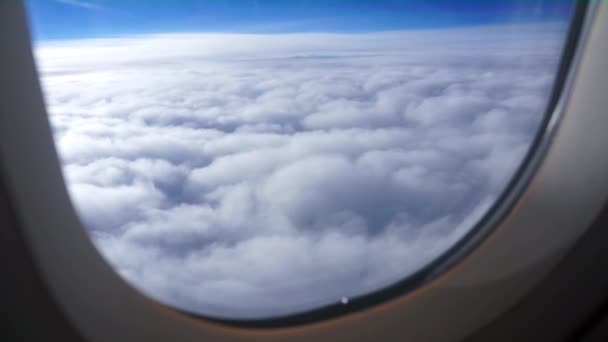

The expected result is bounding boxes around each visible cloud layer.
[35,23,566,318]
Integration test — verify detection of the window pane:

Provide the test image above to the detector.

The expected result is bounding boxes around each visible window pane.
[26,0,574,320]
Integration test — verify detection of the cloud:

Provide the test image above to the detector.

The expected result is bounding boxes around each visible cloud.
[55,0,104,10]
[34,23,566,318]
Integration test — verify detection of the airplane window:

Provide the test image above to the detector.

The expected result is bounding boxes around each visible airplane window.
[25,0,575,321]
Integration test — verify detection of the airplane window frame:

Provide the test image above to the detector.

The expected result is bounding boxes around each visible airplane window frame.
[0,1,607,341]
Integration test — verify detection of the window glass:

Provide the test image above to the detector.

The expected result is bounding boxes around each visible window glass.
[26,0,574,320]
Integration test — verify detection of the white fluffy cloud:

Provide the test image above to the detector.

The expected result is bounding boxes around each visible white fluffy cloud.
[34,23,566,318]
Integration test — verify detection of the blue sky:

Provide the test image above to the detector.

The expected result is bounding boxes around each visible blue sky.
[26,0,573,40]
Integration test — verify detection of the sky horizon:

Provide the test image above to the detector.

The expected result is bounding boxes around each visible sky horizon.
[26,0,573,40]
